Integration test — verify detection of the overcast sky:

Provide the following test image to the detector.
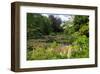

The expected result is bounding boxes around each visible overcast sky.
[42,14,72,22]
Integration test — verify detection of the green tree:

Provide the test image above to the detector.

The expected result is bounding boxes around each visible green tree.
[27,13,53,39]
[73,15,89,32]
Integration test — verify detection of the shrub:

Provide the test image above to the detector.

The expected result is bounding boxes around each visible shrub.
[71,35,89,58]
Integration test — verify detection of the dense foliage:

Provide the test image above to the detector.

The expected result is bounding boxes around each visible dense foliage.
[27,13,89,60]
[27,13,53,39]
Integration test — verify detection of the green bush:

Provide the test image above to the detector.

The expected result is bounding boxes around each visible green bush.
[71,35,89,58]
